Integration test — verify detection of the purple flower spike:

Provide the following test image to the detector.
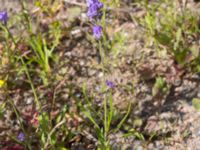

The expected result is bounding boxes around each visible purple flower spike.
[93,25,102,39]
[106,80,115,89]
[86,0,103,19]
[87,4,99,19]
[17,132,25,142]
[0,11,8,24]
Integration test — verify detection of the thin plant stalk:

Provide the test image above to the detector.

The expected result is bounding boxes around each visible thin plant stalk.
[4,25,41,109]
[19,0,32,33]
[98,9,111,149]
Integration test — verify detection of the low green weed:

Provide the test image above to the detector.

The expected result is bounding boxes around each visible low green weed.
[23,1,61,85]
[139,0,200,70]
[80,83,131,150]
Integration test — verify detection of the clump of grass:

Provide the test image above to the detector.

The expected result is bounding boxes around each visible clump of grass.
[80,82,131,149]
[139,0,200,71]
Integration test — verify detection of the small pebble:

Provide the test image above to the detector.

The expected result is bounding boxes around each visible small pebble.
[26,97,33,104]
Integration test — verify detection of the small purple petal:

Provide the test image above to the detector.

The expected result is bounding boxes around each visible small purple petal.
[0,11,8,24]
[86,0,103,7]
[96,1,103,8]
[106,80,115,88]
[17,132,25,141]
[93,25,102,39]
[86,0,94,6]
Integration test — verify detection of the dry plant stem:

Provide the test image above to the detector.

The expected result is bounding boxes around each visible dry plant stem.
[44,119,66,149]
[50,73,69,123]
[52,74,69,109]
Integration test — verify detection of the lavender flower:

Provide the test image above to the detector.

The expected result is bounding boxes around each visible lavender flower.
[87,4,99,19]
[17,132,25,142]
[93,25,102,39]
[86,0,94,7]
[86,0,103,7]
[0,11,8,24]
[86,0,104,39]
[106,80,115,88]
[86,0,103,19]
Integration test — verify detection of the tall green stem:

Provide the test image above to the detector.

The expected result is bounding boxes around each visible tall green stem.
[5,25,41,109]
